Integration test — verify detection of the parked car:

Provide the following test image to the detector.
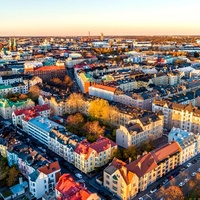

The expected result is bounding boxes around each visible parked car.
[179,182,185,187]
[191,172,197,177]
[168,175,174,181]
[186,163,192,168]
[191,159,197,164]
[162,179,168,185]
[184,178,189,183]
[138,198,143,200]
[75,173,82,179]
[150,189,157,194]
[197,168,200,173]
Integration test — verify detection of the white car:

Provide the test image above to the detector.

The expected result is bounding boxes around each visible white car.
[197,168,200,173]
[138,198,143,200]
[75,173,82,179]
[150,189,157,194]
[191,172,197,177]
[186,163,192,168]
[179,182,185,187]
[184,178,189,183]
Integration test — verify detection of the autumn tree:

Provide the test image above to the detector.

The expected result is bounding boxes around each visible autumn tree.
[7,166,20,187]
[28,85,41,102]
[108,106,119,125]
[50,77,62,85]
[19,93,28,100]
[64,75,73,87]
[67,113,84,126]
[159,186,184,200]
[67,93,84,114]
[88,98,109,121]
[83,121,105,136]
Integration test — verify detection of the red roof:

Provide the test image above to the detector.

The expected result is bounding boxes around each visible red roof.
[14,104,50,116]
[90,136,117,153]
[34,66,64,71]
[55,174,92,200]
[127,141,181,178]
[92,84,116,92]
[39,161,60,175]
[74,136,117,159]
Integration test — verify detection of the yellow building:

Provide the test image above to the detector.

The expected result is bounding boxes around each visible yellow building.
[103,141,182,199]
[153,100,200,133]
[104,158,139,200]
[74,136,117,173]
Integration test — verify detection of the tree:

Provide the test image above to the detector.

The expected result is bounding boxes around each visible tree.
[108,106,119,125]
[88,99,109,121]
[7,166,20,187]
[194,51,199,58]
[64,75,73,87]
[159,186,184,200]
[19,94,28,100]
[67,93,84,114]
[50,77,62,85]
[28,85,41,102]
[67,113,84,126]
[83,121,105,136]
[123,145,137,160]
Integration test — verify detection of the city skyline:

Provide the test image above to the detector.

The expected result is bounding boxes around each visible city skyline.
[1,0,200,36]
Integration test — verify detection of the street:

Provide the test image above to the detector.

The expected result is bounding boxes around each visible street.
[135,153,200,200]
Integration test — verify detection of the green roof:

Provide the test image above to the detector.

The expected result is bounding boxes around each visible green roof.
[0,98,33,108]
[0,85,13,90]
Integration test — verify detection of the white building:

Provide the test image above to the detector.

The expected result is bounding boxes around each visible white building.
[168,127,200,164]
[26,117,65,146]
[89,84,116,101]
[12,104,51,127]
[28,162,61,199]
[116,113,164,148]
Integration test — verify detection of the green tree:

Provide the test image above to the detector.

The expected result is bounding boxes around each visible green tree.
[7,167,20,187]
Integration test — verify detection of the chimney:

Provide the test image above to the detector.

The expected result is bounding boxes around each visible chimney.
[19,176,23,185]
[138,162,141,170]
[46,163,50,169]
[128,157,132,164]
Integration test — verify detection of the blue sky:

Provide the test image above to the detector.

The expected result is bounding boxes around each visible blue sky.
[0,0,200,36]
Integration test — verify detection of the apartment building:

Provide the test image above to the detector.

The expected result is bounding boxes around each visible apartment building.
[48,127,84,164]
[29,162,61,199]
[104,158,139,200]
[49,95,89,115]
[24,65,66,81]
[153,99,200,132]
[168,127,200,164]
[104,141,182,199]
[0,97,35,119]
[116,113,164,148]
[75,70,94,93]
[74,136,117,173]
[55,174,100,200]
[89,84,116,101]
[12,104,50,127]
[26,117,65,146]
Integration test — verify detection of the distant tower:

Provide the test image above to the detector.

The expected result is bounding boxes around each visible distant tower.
[8,38,12,51]
[100,33,104,41]
[13,38,17,51]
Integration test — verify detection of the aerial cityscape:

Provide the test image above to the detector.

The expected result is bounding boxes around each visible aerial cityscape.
[0,0,200,200]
